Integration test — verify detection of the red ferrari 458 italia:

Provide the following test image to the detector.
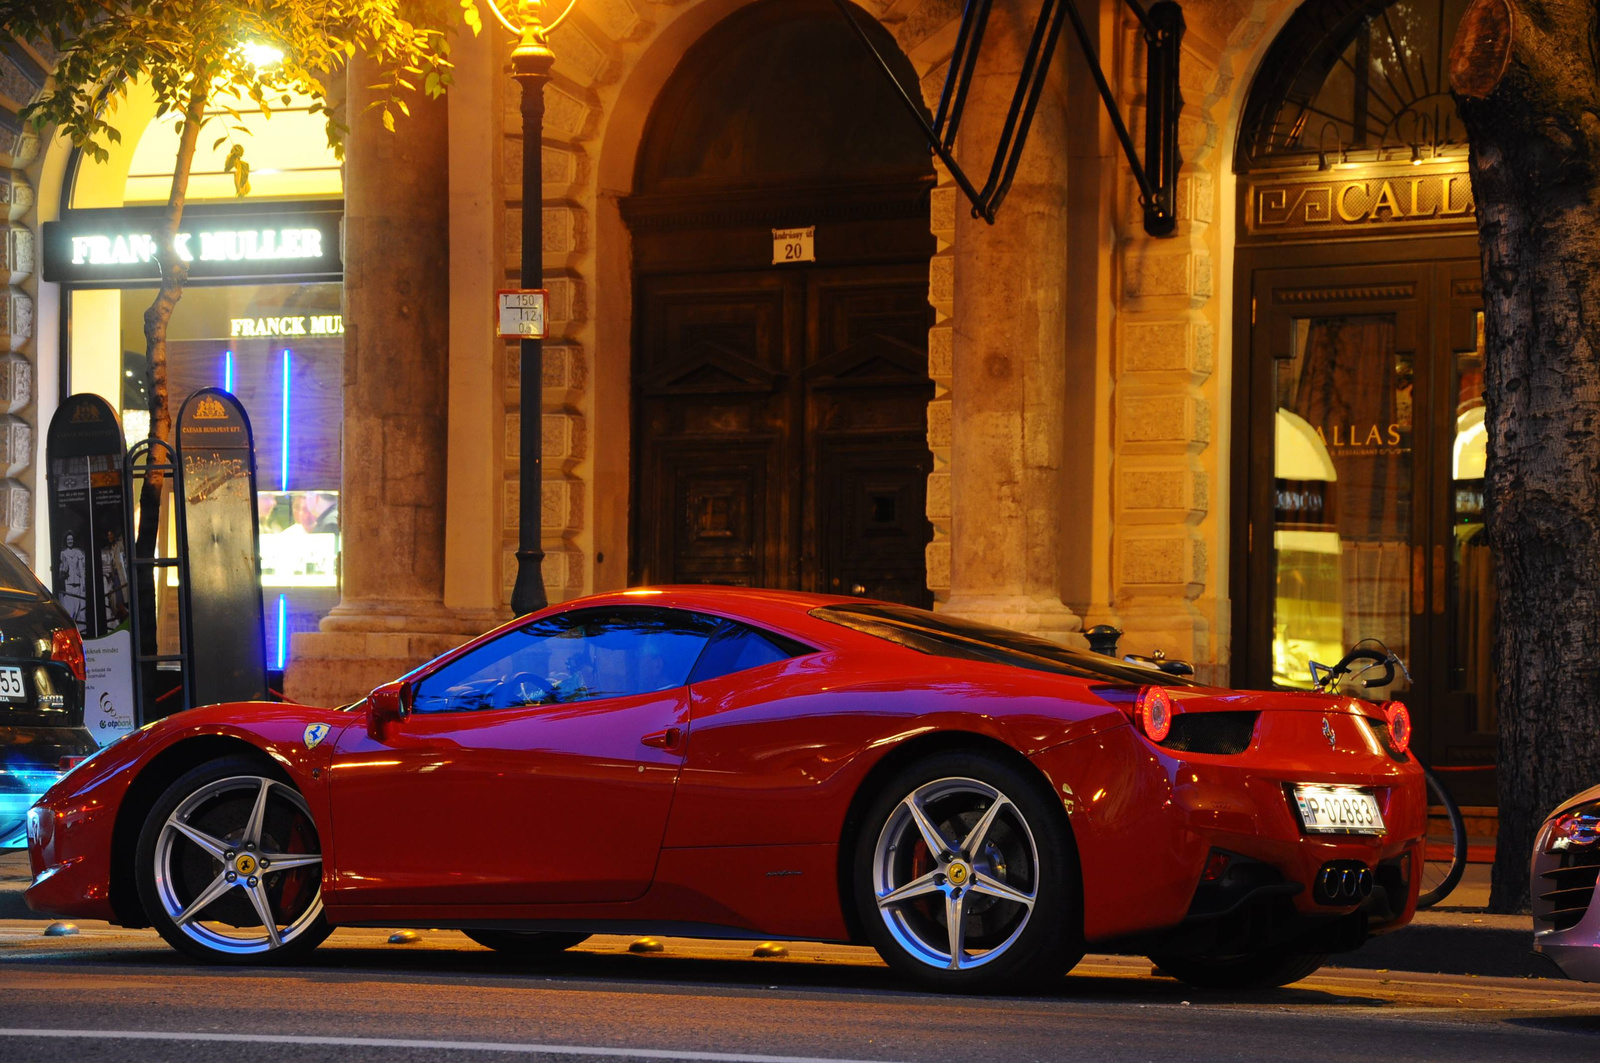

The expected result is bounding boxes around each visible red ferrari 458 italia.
[24,588,1425,991]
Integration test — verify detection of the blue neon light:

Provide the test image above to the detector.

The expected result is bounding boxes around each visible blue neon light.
[223,351,233,393]
[280,349,290,491]
[275,594,287,670]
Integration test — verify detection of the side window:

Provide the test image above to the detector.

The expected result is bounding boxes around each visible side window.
[413,607,722,714]
[688,622,812,685]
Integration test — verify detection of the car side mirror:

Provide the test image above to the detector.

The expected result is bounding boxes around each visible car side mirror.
[367,680,414,736]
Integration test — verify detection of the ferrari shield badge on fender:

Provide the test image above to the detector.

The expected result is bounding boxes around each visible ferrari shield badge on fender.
[303,723,330,750]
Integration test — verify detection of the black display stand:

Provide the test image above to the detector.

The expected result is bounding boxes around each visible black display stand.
[175,389,268,708]
[45,394,137,742]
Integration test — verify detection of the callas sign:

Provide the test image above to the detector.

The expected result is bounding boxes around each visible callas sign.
[42,203,343,286]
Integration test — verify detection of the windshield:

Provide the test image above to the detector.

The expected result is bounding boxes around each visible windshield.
[0,545,46,600]
[811,602,1197,687]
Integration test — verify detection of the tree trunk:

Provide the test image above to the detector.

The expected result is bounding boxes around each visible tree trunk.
[132,77,206,675]
[1451,0,1600,911]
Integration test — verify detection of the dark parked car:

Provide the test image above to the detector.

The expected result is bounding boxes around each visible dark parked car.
[0,545,92,850]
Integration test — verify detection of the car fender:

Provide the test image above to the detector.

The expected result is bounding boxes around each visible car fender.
[26,702,352,925]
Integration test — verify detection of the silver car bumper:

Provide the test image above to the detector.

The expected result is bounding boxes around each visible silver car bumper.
[1532,786,1600,982]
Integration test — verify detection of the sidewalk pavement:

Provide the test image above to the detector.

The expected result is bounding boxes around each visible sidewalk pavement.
[0,850,1560,980]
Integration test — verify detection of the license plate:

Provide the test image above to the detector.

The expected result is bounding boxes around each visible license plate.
[1292,785,1385,835]
[0,665,25,702]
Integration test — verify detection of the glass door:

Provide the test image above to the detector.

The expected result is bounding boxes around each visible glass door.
[1246,264,1430,699]
[1244,258,1497,798]
[1419,262,1496,802]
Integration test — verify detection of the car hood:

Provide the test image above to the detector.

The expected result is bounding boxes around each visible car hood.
[41,698,353,806]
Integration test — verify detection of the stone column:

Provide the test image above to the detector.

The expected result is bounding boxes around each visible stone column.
[941,6,1083,642]
[286,56,482,706]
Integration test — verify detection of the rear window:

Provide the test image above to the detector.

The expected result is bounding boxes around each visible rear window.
[811,602,1195,687]
[0,545,45,600]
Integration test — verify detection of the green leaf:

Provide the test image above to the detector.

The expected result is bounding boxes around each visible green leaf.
[381,109,395,133]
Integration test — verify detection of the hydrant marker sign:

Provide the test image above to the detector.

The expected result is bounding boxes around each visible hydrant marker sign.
[496,289,548,339]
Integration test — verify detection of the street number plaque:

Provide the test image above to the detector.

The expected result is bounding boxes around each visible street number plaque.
[772,226,815,265]
[497,289,548,339]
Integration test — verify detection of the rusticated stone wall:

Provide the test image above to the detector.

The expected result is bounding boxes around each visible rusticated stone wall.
[0,35,51,562]
[1109,0,1307,683]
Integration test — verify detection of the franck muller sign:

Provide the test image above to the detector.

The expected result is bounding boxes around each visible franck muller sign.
[42,202,343,286]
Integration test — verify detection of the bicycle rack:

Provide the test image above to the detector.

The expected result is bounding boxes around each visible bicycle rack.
[124,438,194,724]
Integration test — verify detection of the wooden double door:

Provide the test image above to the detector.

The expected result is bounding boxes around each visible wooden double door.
[1236,244,1494,800]
[632,261,934,607]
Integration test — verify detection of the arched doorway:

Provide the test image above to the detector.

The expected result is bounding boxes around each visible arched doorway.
[622,0,935,606]
[1231,0,1492,801]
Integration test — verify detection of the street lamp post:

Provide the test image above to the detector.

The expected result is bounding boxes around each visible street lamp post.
[508,2,555,617]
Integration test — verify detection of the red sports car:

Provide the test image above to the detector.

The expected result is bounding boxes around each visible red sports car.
[23,588,1425,991]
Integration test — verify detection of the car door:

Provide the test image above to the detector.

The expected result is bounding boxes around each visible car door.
[324,606,720,908]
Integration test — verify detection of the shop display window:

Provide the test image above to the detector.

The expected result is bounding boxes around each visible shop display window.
[69,281,343,668]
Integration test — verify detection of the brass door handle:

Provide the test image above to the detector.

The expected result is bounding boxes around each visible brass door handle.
[1412,545,1425,615]
[1433,543,1446,615]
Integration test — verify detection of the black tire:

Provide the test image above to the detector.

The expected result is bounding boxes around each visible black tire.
[1151,947,1328,990]
[135,755,332,964]
[851,750,1084,993]
[1417,765,1467,909]
[462,929,591,956]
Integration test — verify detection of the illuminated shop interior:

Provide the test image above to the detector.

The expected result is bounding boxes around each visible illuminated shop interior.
[62,81,343,669]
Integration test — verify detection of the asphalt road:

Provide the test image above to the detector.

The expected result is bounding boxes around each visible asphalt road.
[1,922,1597,1063]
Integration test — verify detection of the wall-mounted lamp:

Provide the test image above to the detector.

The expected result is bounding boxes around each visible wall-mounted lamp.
[1317,121,1345,171]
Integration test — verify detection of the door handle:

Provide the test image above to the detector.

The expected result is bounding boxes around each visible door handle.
[640,727,683,751]
[1412,545,1425,615]
[1433,543,1446,615]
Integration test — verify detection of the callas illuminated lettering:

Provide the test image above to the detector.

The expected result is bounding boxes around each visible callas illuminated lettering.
[1369,181,1404,219]
[1440,173,1473,216]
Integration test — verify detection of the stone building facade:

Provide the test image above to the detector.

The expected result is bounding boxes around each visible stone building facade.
[4,0,1495,796]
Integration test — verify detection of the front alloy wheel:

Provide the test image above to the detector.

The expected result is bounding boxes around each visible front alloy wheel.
[854,752,1082,991]
[136,757,331,962]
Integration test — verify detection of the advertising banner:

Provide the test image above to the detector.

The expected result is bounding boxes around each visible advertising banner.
[45,395,135,745]
[177,389,268,706]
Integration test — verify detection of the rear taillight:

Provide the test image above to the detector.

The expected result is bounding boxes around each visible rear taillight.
[58,756,86,771]
[51,627,85,682]
[1135,685,1176,742]
[1381,701,1411,754]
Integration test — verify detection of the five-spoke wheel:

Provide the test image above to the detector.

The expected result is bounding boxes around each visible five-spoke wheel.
[854,752,1082,991]
[136,757,331,962]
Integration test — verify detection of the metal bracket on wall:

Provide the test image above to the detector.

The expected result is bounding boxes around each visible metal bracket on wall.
[832,0,1185,236]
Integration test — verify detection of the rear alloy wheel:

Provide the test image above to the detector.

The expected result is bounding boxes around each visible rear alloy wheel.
[854,752,1082,992]
[1151,947,1328,990]
[462,929,591,956]
[136,756,331,963]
